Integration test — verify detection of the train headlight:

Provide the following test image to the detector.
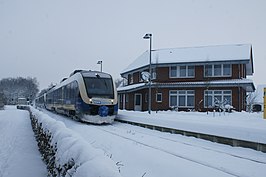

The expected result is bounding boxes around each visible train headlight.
[111,99,114,104]
[89,98,92,103]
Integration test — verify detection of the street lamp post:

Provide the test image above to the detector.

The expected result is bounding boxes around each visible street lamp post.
[97,60,103,72]
[143,33,152,114]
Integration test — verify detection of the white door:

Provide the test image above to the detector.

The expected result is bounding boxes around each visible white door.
[134,93,142,111]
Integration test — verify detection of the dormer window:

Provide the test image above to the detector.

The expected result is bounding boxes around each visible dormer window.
[139,72,143,82]
[151,68,157,80]
[128,74,133,84]
[170,65,195,78]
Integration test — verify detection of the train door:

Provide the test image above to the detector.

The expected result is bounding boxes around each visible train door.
[134,93,142,111]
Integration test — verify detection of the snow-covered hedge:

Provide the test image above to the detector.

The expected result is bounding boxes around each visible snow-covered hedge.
[29,107,122,177]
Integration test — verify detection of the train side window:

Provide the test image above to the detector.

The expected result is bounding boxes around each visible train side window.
[74,81,79,97]
[54,90,57,104]
[57,88,62,104]
[63,86,66,100]
[67,83,71,100]
[71,82,74,102]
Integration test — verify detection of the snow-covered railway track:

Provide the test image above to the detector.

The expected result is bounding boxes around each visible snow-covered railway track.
[112,124,266,164]
[92,123,266,177]
[95,125,240,177]
[42,110,266,177]
[110,123,266,165]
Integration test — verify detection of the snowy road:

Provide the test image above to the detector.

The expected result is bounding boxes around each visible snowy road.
[44,110,266,177]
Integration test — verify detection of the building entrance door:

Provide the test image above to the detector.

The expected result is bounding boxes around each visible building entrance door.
[134,93,142,111]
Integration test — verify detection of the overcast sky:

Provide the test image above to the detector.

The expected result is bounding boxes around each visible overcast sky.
[0,0,265,90]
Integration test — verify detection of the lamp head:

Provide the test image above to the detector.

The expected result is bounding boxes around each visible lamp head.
[143,33,152,39]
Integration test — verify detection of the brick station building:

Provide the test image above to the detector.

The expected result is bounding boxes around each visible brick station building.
[117,44,255,112]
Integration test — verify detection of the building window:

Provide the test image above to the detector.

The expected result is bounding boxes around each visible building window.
[223,64,231,76]
[156,93,162,102]
[204,64,231,77]
[139,72,143,82]
[151,68,157,80]
[205,65,212,76]
[188,66,195,77]
[170,65,195,78]
[170,66,177,77]
[145,93,148,103]
[126,94,129,103]
[128,74,133,84]
[204,90,232,108]
[120,94,123,103]
[180,66,186,77]
[214,64,222,76]
[169,90,195,107]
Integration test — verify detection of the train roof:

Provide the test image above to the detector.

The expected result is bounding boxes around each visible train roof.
[70,70,112,78]
[81,71,112,78]
[69,70,84,77]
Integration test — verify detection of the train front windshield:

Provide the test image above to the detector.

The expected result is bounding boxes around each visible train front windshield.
[83,77,114,99]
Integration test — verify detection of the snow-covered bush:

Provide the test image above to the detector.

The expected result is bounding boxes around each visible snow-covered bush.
[29,107,122,177]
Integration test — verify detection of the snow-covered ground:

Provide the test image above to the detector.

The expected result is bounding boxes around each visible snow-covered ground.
[1,106,266,177]
[0,106,46,177]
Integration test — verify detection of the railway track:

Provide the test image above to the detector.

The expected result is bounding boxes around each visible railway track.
[93,123,266,177]
[110,123,266,164]
[42,110,266,177]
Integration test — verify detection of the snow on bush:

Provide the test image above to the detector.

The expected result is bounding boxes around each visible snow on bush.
[29,107,122,177]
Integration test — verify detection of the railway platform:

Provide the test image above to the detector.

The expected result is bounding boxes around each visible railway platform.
[116,110,266,152]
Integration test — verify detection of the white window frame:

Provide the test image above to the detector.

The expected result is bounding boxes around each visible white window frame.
[204,90,232,108]
[156,93,162,102]
[169,65,195,78]
[204,64,232,77]
[169,90,195,108]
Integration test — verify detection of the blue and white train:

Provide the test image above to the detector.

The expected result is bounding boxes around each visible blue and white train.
[35,70,118,124]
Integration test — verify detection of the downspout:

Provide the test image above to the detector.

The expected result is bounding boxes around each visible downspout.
[122,77,127,110]
[238,64,241,111]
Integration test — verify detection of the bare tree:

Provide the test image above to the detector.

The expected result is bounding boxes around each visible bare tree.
[0,91,5,108]
[0,77,39,104]
[246,92,258,112]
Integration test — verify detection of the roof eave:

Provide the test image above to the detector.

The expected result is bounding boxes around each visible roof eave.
[117,79,255,93]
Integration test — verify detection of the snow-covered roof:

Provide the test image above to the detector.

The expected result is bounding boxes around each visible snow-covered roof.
[117,83,146,92]
[117,78,255,92]
[121,44,253,75]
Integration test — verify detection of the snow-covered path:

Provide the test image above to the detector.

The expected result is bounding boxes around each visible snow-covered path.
[0,106,46,177]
